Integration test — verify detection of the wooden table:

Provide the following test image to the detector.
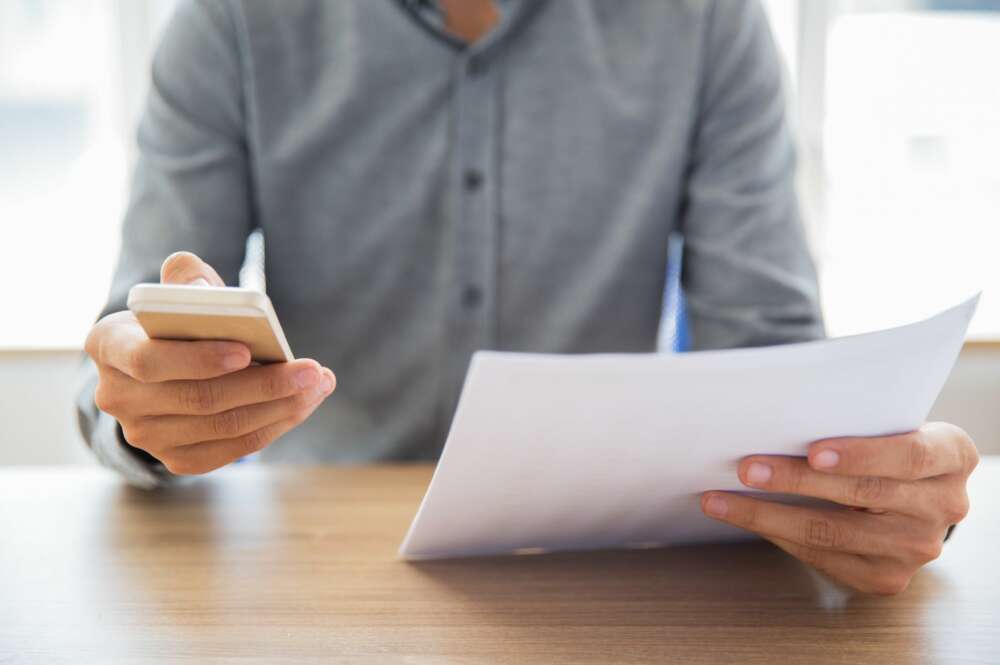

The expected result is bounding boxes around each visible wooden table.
[2,460,998,664]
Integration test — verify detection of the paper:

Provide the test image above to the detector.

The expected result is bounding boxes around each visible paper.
[400,295,979,560]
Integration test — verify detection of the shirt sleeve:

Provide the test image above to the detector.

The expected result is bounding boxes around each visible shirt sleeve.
[680,0,825,351]
[76,0,253,483]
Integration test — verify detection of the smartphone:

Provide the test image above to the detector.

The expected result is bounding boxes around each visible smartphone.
[127,284,293,363]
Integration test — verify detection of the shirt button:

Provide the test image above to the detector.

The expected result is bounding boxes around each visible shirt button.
[467,58,484,77]
[463,169,484,191]
[461,285,483,309]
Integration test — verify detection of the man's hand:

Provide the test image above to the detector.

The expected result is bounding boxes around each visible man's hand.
[700,422,979,595]
[84,251,335,475]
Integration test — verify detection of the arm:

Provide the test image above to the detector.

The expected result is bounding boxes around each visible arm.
[112,0,254,307]
[685,2,977,595]
[78,1,279,486]
[680,0,824,350]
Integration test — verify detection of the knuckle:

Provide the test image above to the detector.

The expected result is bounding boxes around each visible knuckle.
[781,462,804,493]
[84,313,121,361]
[259,372,283,400]
[795,544,826,569]
[294,389,320,412]
[241,428,271,455]
[941,491,971,525]
[159,457,181,474]
[83,324,102,360]
[868,573,912,596]
[120,420,148,448]
[850,476,886,505]
[906,434,932,479]
[95,331,115,370]
[292,403,314,425]
[965,445,981,475]
[161,456,198,476]
[740,502,759,530]
[180,380,222,414]
[211,408,246,439]
[158,455,178,473]
[127,346,154,382]
[910,536,944,564]
[957,429,980,475]
[119,421,142,448]
[934,422,979,476]
[803,517,839,549]
[94,382,120,415]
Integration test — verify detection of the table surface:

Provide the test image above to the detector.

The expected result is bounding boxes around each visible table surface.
[1,459,997,665]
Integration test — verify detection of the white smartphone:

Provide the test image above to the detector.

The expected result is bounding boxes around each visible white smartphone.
[127,284,294,363]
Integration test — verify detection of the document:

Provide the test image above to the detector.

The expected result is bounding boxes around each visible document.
[400,295,979,560]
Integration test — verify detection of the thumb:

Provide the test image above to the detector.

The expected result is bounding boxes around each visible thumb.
[160,251,226,287]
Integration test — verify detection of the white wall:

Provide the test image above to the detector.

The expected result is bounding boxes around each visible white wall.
[0,347,997,467]
[0,350,95,465]
[927,346,1000,455]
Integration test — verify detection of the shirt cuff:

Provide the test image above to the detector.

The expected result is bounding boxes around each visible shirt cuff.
[89,410,173,490]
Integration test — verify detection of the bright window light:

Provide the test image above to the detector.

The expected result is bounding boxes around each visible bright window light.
[0,0,175,349]
[2,1,996,348]
[0,1,126,348]
[820,10,1000,337]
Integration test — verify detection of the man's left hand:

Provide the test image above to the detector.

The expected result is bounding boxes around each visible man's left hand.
[700,422,979,595]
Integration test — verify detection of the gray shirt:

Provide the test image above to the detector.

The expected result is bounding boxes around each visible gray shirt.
[77,0,824,488]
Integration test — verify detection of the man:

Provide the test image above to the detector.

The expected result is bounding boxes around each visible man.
[78,0,978,595]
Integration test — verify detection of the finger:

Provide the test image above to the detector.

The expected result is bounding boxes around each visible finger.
[741,455,968,522]
[133,377,332,448]
[161,251,226,287]
[700,491,897,557]
[147,360,333,416]
[808,422,977,481]
[738,455,921,514]
[915,475,972,526]
[764,536,912,596]
[159,403,321,475]
[92,313,251,382]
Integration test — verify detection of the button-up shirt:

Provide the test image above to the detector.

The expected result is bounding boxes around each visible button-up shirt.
[78,0,824,487]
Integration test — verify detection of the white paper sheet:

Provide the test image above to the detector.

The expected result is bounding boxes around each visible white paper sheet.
[400,295,979,560]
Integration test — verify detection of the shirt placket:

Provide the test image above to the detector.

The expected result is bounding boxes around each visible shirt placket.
[440,52,500,425]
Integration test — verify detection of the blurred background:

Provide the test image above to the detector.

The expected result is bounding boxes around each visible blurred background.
[1,0,998,464]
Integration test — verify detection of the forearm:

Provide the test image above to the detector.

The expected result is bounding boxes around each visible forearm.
[74,0,259,487]
[681,0,824,351]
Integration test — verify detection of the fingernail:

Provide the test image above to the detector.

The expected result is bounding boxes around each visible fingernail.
[746,462,772,485]
[814,449,840,469]
[189,277,210,287]
[222,352,247,370]
[319,372,334,394]
[704,495,729,518]
[294,367,320,390]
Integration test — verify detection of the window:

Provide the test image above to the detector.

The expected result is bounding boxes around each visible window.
[789,0,1000,337]
[3,1,997,347]
[0,0,174,348]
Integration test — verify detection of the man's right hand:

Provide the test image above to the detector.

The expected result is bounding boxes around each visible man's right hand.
[83,251,335,475]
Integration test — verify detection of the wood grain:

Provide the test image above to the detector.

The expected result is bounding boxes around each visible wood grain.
[963,338,1000,351]
[1,460,997,664]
